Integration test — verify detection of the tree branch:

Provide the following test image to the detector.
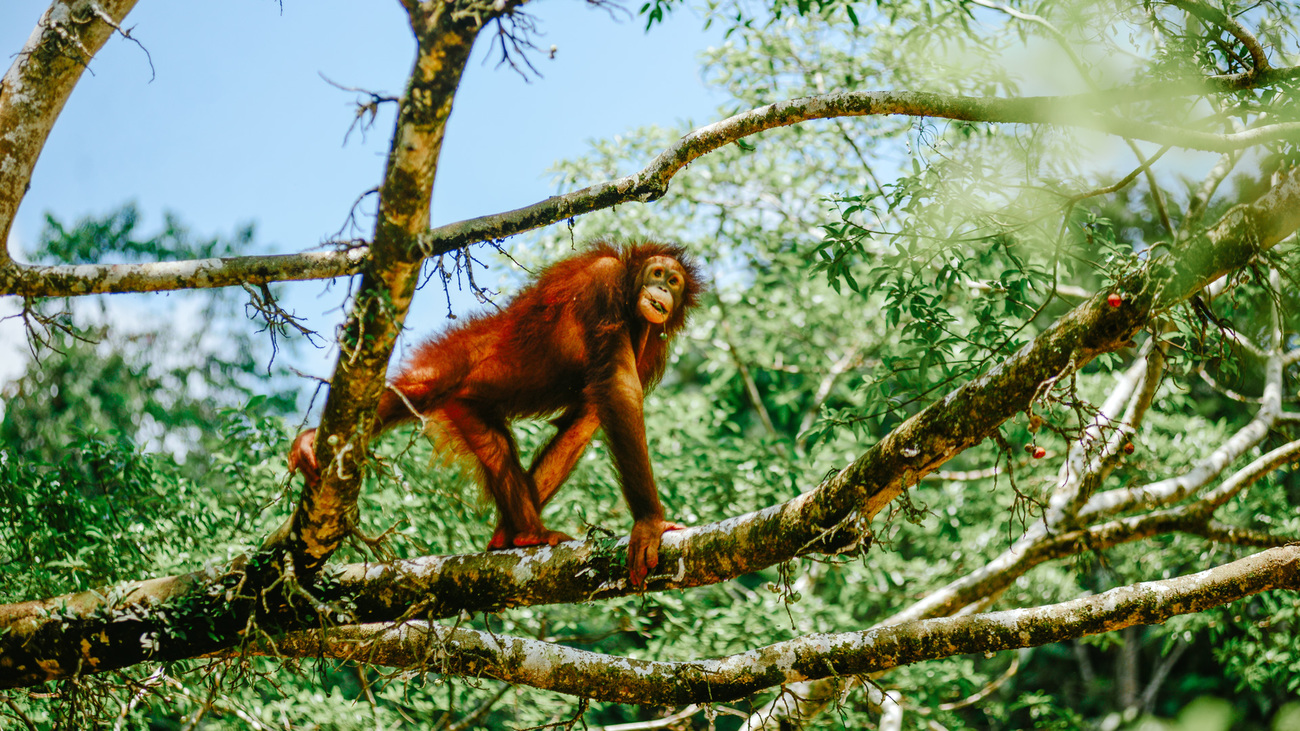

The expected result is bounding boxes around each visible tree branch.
[412,89,1300,259]
[5,84,1299,298]
[4,165,1299,688]
[253,546,1300,706]
[257,0,499,577]
[0,0,141,261]
[1166,0,1270,75]
[0,246,367,297]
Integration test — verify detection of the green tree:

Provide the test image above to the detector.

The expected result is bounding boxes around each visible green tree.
[2,0,1300,729]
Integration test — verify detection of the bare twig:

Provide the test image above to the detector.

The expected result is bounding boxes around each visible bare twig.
[444,682,511,731]
[242,281,324,369]
[937,651,1022,711]
[319,73,401,145]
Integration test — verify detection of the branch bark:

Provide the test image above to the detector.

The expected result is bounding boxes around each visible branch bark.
[253,546,1300,706]
[0,247,366,297]
[257,1,493,576]
[0,0,140,261]
[3,165,1298,688]
[4,84,1299,297]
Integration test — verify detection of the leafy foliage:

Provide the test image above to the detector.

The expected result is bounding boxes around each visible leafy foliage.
[6,0,1300,727]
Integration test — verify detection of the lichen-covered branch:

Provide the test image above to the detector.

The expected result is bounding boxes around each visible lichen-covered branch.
[3,166,1298,688]
[0,489,872,690]
[410,89,1300,259]
[798,165,1300,568]
[257,1,499,576]
[258,546,1300,706]
[883,340,1290,628]
[5,82,1299,297]
[0,0,140,261]
[738,219,1300,727]
[0,247,367,297]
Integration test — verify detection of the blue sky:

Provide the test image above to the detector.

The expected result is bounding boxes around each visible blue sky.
[0,1,725,385]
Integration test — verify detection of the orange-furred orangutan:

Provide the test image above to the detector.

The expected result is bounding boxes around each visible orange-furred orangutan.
[289,241,702,586]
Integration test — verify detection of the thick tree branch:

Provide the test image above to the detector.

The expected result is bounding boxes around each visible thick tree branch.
[258,1,495,576]
[256,546,1300,706]
[3,166,1298,688]
[0,0,140,261]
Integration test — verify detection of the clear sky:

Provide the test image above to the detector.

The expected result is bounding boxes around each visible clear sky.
[0,1,724,387]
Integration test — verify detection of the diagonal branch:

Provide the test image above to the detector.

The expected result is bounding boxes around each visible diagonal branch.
[1165,0,1270,75]
[3,164,1298,689]
[402,90,1300,259]
[0,0,141,262]
[256,0,499,576]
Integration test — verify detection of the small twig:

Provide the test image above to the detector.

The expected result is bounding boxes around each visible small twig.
[288,367,331,432]
[11,301,94,357]
[242,282,323,371]
[719,316,778,440]
[1196,367,1262,403]
[86,5,155,81]
[426,247,500,317]
[3,695,39,731]
[486,10,545,81]
[444,683,511,731]
[320,74,400,145]
[1066,146,1171,204]
[335,189,381,240]
[937,651,1022,711]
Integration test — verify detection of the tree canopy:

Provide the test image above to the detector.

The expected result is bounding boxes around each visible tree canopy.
[2,0,1300,729]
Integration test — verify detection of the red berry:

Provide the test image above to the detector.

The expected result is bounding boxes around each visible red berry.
[1123,442,1135,455]
[1107,292,1123,307]
[1032,446,1047,459]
